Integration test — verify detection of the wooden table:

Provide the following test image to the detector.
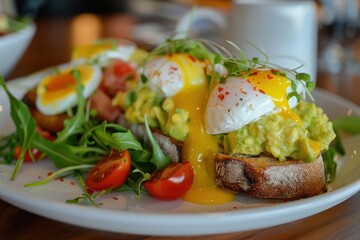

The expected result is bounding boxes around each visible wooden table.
[1,14,360,240]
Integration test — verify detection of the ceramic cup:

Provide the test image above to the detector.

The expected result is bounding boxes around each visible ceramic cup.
[176,0,318,81]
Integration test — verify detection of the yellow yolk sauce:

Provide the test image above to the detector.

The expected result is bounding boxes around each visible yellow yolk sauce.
[246,70,302,125]
[37,65,94,105]
[169,54,235,204]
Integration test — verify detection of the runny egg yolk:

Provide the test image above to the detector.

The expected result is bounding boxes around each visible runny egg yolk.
[168,54,235,204]
[246,69,302,125]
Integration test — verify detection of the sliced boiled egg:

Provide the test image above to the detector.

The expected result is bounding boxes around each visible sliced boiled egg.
[72,40,148,66]
[143,53,235,204]
[206,69,304,134]
[36,64,102,115]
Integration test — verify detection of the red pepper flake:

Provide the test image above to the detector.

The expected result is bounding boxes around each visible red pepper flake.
[168,53,173,57]
[259,89,265,94]
[70,181,75,186]
[113,197,118,200]
[169,66,178,71]
[47,172,53,176]
[188,55,196,62]
[225,91,229,95]
[267,74,274,79]
[252,71,259,75]
[217,93,225,101]
[218,87,223,92]
[253,86,257,91]
[55,177,64,182]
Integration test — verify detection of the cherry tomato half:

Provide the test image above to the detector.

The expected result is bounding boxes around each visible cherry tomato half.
[13,146,42,162]
[144,161,194,201]
[85,149,131,191]
[13,128,55,163]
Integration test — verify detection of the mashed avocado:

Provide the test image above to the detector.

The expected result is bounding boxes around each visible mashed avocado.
[223,101,336,162]
[120,86,189,141]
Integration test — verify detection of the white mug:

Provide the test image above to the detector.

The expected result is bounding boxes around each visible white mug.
[176,0,318,81]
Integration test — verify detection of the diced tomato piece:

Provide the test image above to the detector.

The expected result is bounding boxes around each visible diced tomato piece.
[100,59,137,96]
[90,89,121,122]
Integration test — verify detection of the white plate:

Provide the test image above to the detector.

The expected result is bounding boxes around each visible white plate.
[0,76,360,236]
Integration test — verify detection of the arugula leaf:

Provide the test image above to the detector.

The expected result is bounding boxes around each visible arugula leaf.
[92,122,144,152]
[332,116,360,134]
[55,69,86,143]
[144,115,171,170]
[0,75,38,179]
[31,134,97,167]
[24,164,94,187]
[322,147,337,183]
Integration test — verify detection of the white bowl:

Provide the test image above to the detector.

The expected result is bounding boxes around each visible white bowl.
[0,22,36,77]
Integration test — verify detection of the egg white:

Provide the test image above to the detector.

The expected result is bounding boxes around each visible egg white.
[143,56,184,97]
[205,76,276,134]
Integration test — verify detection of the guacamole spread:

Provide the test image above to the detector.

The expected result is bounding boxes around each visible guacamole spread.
[223,101,336,162]
[119,86,189,141]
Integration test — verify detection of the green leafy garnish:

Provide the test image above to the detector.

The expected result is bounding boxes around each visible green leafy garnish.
[322,116,360,183]
[144,115,171,170]
[0,75,38,180]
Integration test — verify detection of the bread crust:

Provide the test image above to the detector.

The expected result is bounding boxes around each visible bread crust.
[215,153,327,199]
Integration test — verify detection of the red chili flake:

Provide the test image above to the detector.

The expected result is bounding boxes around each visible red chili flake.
[252,71,259,75]
[267,74,274,79]
[218,87,223,92]
[55,177,64,182]
[240,88,246,94]
[113,197,118,200]
[259,89,265,94]
[225,91,229,95]
[253,86,257,91]
[188,55,196,62]
[217,93,225,101]
[170,66,178,71]
[47,172,53,176]
[168,53,173,57]
[70,181,75,186]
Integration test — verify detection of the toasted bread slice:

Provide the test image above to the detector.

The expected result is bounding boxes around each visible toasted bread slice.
[215,153,327,199]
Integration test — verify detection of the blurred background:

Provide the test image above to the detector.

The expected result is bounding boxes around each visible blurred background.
[1,0,360,103]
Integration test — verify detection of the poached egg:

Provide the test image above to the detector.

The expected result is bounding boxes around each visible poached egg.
[144,53,235,204]
[205,69,304,134]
